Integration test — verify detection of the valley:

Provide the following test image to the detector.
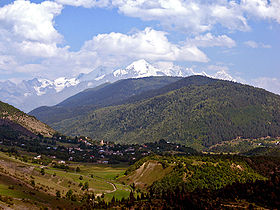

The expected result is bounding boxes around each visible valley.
[1,0,280,209]
[1,75,280,209]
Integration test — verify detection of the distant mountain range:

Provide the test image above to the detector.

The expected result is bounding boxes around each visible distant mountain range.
[30,76,280,150]
[0,59,235,112]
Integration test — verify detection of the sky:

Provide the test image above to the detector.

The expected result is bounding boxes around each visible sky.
[0,0,279,94]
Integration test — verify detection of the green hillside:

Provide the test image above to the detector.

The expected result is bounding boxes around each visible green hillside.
[30,76,181,125]
[52,76,280,150]
[115,154,280,209]
[0,101,55,137]
[121,155,266,192]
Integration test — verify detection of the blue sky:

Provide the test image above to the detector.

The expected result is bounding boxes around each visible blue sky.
[0,0,279,94]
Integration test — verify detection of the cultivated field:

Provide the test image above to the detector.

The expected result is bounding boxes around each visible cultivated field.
[0,151,131,209]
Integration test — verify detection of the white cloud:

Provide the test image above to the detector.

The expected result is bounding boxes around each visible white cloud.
[81,27,209,62]
[55,0,280,34]
[0,0,66,76]
[0,0,65,58]
[241,0,280,23]
[17,41,69,58]
[55,0,109,8]
[244,40,271,48]
[252,77,280,95]
[112,0,249,33]
[0,0,63,43]
[33,28,209,78]
[187,33,236,48]
[0,0,278,82]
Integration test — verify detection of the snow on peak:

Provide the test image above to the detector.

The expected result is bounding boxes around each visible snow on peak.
[113,59,161,78]
[214,70,236,82]
[95,74,105,81]
[113,69,128,77]
[33,77,80,96]
[126,59,158,76]
[54,77,80,92]
[38,79,53,88]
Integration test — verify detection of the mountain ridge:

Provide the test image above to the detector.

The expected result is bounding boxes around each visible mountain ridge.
[0,59,235,112]
[29,76,182,125]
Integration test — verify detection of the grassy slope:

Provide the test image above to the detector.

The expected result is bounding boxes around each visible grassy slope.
[119,160,173,189]
[0,101,55,137]
[0,151,130,208]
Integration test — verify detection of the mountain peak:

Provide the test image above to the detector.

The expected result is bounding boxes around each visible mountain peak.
[214,70,236,82]
[114,59,159,78]
[127,59,150,69]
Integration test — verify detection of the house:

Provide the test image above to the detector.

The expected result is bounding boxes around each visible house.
[34,155,41,160]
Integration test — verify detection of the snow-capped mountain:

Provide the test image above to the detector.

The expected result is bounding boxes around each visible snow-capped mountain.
[213,70,236,82]
[0,59,236,112]
[113,59,160,78]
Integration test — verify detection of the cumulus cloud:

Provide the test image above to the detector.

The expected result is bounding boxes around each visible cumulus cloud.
[0,0,63,43]
[112,0,249,33]
[81,27,209,62]
[35,28,209,78]
[0,0,278,81]
[244,40,271,48]
[187,33,236,48]
[0,0,66,59]
[0,0,67,77]
[241,0,280,23]
[55,0,280,34]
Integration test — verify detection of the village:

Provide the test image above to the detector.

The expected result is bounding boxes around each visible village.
[0,133,194,166]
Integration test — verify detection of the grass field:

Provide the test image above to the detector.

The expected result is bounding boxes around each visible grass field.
[0,151,131,208]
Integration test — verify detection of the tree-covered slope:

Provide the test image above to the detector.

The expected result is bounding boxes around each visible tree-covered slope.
[29,76,181,125]
[116,154,280,210]
[121,155,265,192]
[0,101,55,137]
[53,76,280,149]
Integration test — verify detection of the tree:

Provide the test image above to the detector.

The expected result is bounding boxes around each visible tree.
[40,168,45,175]
[129,191,135,202]
[82,182,89,191]
[30,180,35,187]
[66,189,73,199]
[56,190,61,198]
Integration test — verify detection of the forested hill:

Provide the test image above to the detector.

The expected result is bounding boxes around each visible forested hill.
[51,76,280,150]
[0,101,55,138]
[29,76,181,125]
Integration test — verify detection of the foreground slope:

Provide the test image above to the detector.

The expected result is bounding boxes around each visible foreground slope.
[53,76,280,149]
[0,101,55,137]
[115,154,280,209]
